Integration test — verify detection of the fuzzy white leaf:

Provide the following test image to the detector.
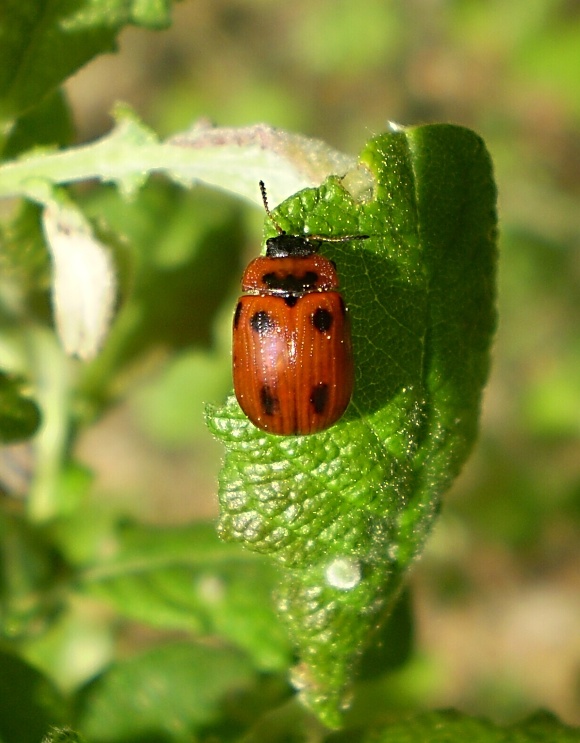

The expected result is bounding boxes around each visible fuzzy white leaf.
[0,114,364,210]
[42,201,116,360]
[166,122,359,206]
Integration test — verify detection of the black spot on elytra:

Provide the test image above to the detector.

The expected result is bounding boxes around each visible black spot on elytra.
[233,302,242,329]
[310,383,329,414]
[250,310,275,335]
[284,295,299,308]
[260,385,279,416]
[312,307,333,333]
[262,271,319,294]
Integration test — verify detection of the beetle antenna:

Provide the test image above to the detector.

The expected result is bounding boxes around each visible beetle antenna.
[259,181,286,235]
[309,233,370,243]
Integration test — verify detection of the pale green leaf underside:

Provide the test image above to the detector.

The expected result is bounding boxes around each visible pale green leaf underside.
[206,124,498,728]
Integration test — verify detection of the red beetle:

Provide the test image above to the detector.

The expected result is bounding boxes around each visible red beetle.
[232,182,368,436]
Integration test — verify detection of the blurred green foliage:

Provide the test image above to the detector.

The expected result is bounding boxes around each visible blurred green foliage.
[0,0,579,740]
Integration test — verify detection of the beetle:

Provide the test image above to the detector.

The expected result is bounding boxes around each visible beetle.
[232,181,368,435]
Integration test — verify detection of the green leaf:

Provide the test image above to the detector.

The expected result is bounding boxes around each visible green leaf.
[42,729,86,743]
[357,588,413,679]
[76,641,255,742]
[0,200,49,293]
[206,124,498,727]
[77,521,291,671]
[0,371,41,443]
[0,0,172,124]
[0,511,66,638]
[329,709,580,742]
[0,650,63,743]
[2,89,74,159]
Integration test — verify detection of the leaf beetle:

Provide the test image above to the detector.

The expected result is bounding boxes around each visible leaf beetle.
[232,181,368,435]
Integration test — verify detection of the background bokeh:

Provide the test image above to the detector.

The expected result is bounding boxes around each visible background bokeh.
[65,0,579,725]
